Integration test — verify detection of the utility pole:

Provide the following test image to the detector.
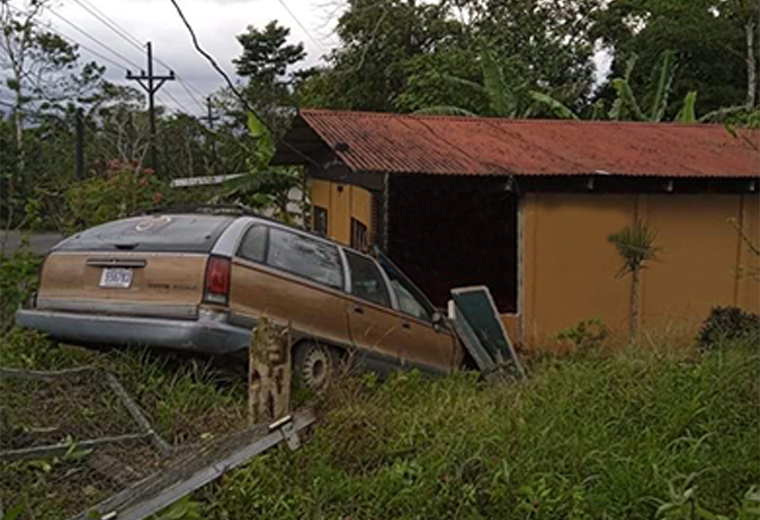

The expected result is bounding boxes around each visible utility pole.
[126,41,174,175]
[203,96,219,174]
[75,107,84,180]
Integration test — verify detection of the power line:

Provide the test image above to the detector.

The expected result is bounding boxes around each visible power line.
[70,0,144,52]
[46,6,143,70]
[66,0,213,114]
[177,76,205,113]
[274,0,326,52]
[5,4,130,73]
[167,0,323,170]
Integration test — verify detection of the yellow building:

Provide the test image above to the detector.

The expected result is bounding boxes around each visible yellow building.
[274,110,760,349]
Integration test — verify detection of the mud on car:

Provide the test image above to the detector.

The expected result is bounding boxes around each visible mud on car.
[17,210,465,389]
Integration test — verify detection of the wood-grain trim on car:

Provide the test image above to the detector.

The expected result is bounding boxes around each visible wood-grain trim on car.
[39,251,207,305]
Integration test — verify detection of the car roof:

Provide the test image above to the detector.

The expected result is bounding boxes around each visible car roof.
[148,206,370,258]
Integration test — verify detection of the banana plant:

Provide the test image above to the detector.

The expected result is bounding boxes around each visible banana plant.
[216,111,304,223]
[609,50,698,123]
[415,50,534,118]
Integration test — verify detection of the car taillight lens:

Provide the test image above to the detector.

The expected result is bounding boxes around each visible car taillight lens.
[204,256,231,305]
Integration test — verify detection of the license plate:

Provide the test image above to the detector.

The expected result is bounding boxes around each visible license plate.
[100,268,133,289]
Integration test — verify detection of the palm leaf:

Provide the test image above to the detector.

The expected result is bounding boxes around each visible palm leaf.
[529,91,579,120]
[698,105,748,123]
[413,106,478,117]
[440,74,487,95]
[590,99,606,120]
[481,49,515,117]
[649,50,677,122]
[608,222,660,277]
[247,111,274,166]
[674,91,698,123]
[611,78,647,121]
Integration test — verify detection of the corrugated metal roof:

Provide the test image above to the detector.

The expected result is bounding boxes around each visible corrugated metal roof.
[285,109,760,178]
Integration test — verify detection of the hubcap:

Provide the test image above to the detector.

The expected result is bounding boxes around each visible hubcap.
[302,346,331,390]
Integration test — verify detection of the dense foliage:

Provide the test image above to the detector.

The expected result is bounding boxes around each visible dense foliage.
[207,344,760,519]
[698,306,760,350]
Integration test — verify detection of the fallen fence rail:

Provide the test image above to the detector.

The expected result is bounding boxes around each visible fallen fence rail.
[0,366,173,462]
[70,407,316,520]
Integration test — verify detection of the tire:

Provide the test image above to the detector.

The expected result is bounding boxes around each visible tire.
[292,341,340,392]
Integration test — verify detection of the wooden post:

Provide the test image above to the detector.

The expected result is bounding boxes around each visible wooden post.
[249,318,292,426]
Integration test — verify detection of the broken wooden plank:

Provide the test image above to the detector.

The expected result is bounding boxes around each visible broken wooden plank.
[0,366,95,381]
[104,372,173,457]
[0,433,151,462]
[70,407,316,520]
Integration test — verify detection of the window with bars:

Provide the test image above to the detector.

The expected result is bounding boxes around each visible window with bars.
[351,218,368,252]
[313,206,328,236]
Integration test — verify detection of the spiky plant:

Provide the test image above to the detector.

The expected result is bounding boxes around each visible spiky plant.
[608,222,661,344]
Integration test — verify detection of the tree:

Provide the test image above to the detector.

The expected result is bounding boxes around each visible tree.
[299,0,470,111]
[724,0,760,108]
[301,0,600,114]
[233,21,305,136]
[1,0,75,230]
[608,222,660,344]
[592,0,752,115]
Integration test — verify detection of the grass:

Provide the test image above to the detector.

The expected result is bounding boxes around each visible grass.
[205,343,760,520]
[0,328,248,519]
[1,328,758,520]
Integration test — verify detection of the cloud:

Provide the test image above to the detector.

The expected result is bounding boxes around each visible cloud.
[25,0,335,115]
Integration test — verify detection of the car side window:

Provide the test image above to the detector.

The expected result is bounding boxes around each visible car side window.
[267,228,343,289]
[345,251,390,307]
[386,271,432,321]
[238,225,267,263]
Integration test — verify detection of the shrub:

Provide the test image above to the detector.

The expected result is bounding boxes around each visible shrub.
[698,306,760,350]
[556,318,609,351]
[65,161,169,230]
[208,345,760,520]
[0,250,42,334]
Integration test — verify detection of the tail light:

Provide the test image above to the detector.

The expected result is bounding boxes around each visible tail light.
[204,255,231,305]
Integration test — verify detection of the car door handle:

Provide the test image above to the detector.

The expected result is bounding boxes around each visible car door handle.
[354,306,364,315]
[402,323,411,329]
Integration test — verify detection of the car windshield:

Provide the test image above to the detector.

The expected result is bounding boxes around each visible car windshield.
[57,214,234,253]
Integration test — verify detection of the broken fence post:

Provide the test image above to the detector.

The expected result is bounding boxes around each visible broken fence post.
[249,318,292,426]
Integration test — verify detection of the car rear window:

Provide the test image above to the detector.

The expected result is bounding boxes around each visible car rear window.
[56,214,235,253]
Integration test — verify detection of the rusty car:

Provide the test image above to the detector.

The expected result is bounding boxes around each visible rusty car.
[16,209,466,389]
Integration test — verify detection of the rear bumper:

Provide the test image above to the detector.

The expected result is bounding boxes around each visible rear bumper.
[15,308,252,356]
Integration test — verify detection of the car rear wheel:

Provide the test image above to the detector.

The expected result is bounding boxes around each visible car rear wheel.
[293,342,340,392]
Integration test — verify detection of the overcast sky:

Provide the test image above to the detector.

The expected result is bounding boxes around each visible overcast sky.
[4,0,610,117]
[9,0,339,116]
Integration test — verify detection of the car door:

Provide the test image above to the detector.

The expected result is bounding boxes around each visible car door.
[342,250,405,373]
[229,224,351,347]
[378,254,459,372]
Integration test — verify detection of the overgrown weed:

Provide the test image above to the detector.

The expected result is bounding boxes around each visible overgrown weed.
[209,341,760,520]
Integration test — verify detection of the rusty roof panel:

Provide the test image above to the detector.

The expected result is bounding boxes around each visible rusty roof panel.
[290,109,760,178]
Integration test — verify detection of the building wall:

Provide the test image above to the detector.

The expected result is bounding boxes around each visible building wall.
[521,192,760,349]
[311,179,373,246]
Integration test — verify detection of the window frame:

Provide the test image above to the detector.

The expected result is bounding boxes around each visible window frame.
[236,224,269,264]
[343,249,392,308]
[378,256,437,323]
[265,226,346,291]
